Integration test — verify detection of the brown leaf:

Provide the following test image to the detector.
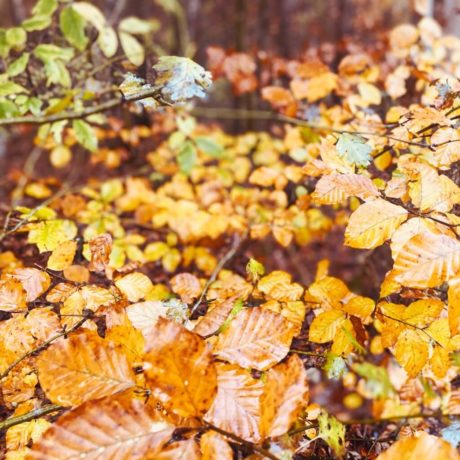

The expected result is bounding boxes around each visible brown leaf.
[37,330,136,406]
[29,392,175,459]
[204,363,264,443]
[88,233,113,272]
[193,297,237,337]
[144,318,217,417]
[260,354,309,438]
[214,308,297,371]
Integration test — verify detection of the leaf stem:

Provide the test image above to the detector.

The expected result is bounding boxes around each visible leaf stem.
[0,404,64,432]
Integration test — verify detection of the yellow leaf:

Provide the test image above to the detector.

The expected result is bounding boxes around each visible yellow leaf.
[343,296,375,321]
[358,82,382,105]
[394,329,429,378]
[448,280,460,336]
[306,276,351,310]
[345,199,408,249]
[214,307,297,371]
[258,271,304,301]
[0,279,27,312]
[28,219,77,253]
[37,330,136,406]
[46,240,77,271]
[431,345,450,378]
[312,173,379,205]
[115,272,153,302]
[309,310,346,344]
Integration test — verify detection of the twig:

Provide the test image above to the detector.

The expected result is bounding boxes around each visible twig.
[0,404,64,432]
[0,87,163,126]
[191,235,244,315]
[205,422,280,460]
[0,317,88,380]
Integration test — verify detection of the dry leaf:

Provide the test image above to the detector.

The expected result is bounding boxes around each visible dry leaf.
[214,307,297,370]
[88,233,113,272]
[37,330,136,406]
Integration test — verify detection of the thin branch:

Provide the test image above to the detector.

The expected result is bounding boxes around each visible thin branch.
[191,107,434,148]
[0,404,64,432]
[0,317,88,380]
[191,235,244,315]
[0,87,163,127]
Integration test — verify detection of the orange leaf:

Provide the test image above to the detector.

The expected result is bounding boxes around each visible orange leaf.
[260,354,309,438]
[204,363,264,443]
[170,273,201,303]
[214,307,297,371]
[6,268,50,302]
[376,432,459,460]
[29,392,175,459]
[200,431,233,460]
[144,318,217,417]
[37,330,136,406]
[0,279,26,312]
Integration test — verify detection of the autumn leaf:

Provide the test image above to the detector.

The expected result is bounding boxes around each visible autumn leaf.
[394,329,429,377]
[204,363,264,443]
[170,272,202,303]
[200,431,233,460]
[88,232,112,272]
[260,354,309,438]
[336,133,372,167]
[46,240,77,271]
[309,310,346,343]
[144,318,217,417]
[6,268,50,302]
[392,231,460,288]
[29,392,175,459]
[345,199,408,249]
[28,219,77,253]
[376,432,459,460]
[0,278,27,312]
[312,173,380,205]
[37,330,136,406]
[257,270,304,302]
[115,272,153,301]
[214,307,297,371]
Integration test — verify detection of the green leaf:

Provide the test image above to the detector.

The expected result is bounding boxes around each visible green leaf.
[323,352,347,380]
[43,60,71,87]
[153,56,212,103]
[34,44,74,62]
[7,53,30,77]
[177,140,197,174]
[217,299,244,333]
[119,31,144,66]
[318,411,346,459]
[119,17,158,35]
[73,119,98,152]
[6,27,26,48]
[246,258,265,279]
[0,30,10,58]
[194,136,224,157]
[32,0,58,16]
[22,15,52,32]
[336,133,372,167]
[59,7,88,51]
[0,100,19,118]
[0,81,28,97]
[352,362,393,398]
[28,219,77,253]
